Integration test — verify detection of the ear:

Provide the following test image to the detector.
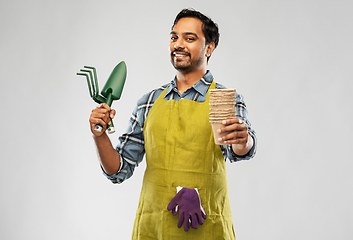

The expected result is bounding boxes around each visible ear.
[205,42,215,57]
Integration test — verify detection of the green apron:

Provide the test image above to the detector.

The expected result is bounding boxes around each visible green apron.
[132,81,235,239]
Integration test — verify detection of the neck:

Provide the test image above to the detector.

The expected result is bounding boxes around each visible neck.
[176,67,207,94]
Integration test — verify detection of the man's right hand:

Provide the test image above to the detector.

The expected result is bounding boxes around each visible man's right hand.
[89,103,116,136]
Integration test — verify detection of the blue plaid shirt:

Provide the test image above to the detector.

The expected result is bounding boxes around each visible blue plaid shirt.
[104,71,257,183]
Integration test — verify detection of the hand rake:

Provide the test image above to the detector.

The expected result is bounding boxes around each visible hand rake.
[77,61,127,134]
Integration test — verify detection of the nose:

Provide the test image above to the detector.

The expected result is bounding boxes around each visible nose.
[173,38,185,50]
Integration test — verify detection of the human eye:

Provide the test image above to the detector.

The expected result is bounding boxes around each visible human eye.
[170,35,178,42]
[185,36,196,42]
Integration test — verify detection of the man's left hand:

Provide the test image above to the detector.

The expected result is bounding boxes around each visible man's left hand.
[217,118,248,145]
[217,118,253,156]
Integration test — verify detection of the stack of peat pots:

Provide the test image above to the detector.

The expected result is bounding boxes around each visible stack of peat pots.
[209,89,237,145]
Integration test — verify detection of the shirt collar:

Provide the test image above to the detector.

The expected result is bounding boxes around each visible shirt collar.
[165,70,214,97]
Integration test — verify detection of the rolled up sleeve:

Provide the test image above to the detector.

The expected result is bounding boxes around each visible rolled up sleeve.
[224,92,257,162]
[102,105,146,184]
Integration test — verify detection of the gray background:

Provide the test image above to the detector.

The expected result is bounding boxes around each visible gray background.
[1,0,352,239]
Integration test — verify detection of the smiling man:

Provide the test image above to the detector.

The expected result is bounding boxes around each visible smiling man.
[170,17,211,72]
[89,8,257,239]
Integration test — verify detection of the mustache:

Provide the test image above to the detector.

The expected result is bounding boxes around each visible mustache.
[171,50,190,56]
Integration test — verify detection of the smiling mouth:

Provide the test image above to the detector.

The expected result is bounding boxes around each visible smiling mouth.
[172,53,189,62]
[174,54,187,57]
[172,51,190,58]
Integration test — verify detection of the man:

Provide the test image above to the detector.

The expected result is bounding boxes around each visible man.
[89,8,257,239]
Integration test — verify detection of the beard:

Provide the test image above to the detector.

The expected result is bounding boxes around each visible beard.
[170,51,204,74]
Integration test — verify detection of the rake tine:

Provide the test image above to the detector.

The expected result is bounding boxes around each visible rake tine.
[80,68,96,97]
[84,66,99,98]
[77,71,94,98]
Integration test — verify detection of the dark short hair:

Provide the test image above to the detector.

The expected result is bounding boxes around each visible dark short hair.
[172,8,220,49]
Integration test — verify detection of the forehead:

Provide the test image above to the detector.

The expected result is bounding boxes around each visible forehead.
[171,17,204,37]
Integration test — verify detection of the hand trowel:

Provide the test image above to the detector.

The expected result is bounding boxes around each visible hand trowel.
[77,61,127,134]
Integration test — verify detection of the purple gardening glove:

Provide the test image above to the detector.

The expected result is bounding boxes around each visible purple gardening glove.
[167,187,207,231]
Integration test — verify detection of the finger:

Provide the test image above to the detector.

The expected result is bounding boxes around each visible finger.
[167,199,178,211]
[218,126,247,143]
[191,214,198,229]
[171,207,178,216]
[168,190,183,211]
[223,132,248,145]
[102,112,111,124]
[196,213,204,225]
[91,109,110,123]
[221,131,248,144]
[90,112,110,126]
[94,106,113,119]
[221,118,240,126]
[219,130,247,143]
[223,135,248,145]
[92,107,109,116]
[110,109,116,119]
[178,211,184,228]
[223,129,248,140]
[184,214,191,231]
[219,119,247,133]
[89,115,108,128]
[91,120,107,129]
[97,103,111,110]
